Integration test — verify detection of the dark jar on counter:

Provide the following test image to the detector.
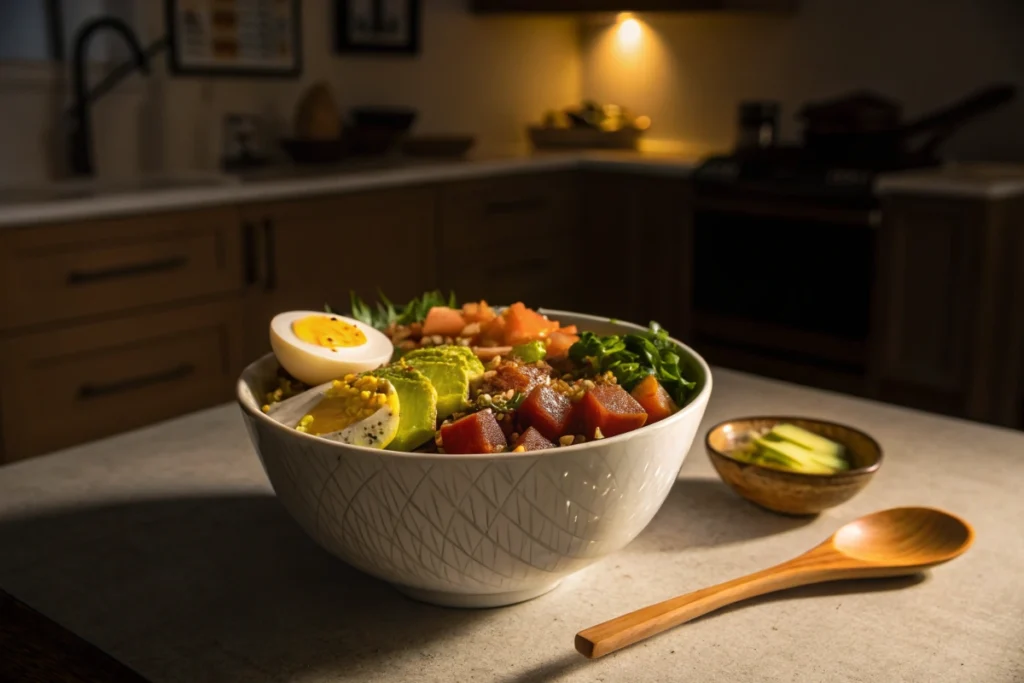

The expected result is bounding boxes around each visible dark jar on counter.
[737,101,780,152]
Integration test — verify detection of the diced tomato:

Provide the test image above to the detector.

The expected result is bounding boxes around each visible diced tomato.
[557,325,578,335]
[513,426,555,452]
[630,374,678,423]
[423,307,466,337]
[577,384,648,438]
[545,331,579,359]
[517,386,574,441]
[440,410,508,454]
[479,315,507,346]
[462,300,496,323]
[503,302,560,346]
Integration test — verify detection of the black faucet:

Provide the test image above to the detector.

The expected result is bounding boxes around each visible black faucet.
[69,17,150,177]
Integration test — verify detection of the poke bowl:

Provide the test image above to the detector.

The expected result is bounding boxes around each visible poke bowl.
[237,297,712,608]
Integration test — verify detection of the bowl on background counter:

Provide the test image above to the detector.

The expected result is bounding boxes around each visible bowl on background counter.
[705,416,883,516]
[237,311,712,608]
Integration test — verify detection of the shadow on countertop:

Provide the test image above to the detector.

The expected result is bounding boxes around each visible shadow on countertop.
[0,494,489,683]
[495,574,927,683]
[633,477,816,553]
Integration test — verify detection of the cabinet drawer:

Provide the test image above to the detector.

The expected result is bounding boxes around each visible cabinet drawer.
[0,300,243,461]
[438,173,580,308]
[0,207,242,330]
[440,172,577,247]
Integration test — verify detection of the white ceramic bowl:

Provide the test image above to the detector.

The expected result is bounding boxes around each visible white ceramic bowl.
[237,311,712,608]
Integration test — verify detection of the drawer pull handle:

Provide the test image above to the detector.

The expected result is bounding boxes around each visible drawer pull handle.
[242,221,259,286]
[485,197,548,215]
[77,363,196,400]
[262,218,277,291]
[67,256,188,285]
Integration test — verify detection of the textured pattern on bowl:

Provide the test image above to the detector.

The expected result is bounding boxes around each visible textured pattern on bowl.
[238,311,712,607]
[705,416,883,516]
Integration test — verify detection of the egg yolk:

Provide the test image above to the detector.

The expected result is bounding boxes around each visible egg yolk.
[292,315,366,350]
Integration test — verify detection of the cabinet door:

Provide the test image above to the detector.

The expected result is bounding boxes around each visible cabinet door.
[631,176,693,338]
[581,172,692,335]
[437,172,581,311]
[871,196,993,419]
[241,187,437,362]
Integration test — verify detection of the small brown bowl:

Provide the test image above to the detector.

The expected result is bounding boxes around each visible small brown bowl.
[705,416,883,516]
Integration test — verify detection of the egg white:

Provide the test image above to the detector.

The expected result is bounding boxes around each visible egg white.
[270,310,393,386]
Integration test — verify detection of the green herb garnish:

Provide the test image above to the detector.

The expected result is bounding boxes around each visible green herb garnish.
[336,290,458,331]
[568,321,695,406]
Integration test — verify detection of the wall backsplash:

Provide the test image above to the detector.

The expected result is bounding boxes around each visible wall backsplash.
[0,0,581,184]
[2,0,1022,185]
[581,0,1024,161]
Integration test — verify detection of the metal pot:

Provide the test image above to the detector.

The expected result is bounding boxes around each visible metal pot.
[797,84,1016,168]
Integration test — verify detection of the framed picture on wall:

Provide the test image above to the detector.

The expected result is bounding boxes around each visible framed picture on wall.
[334,0,421,55]
[166,0,302,77]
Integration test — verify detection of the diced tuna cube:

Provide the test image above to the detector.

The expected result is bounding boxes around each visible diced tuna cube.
[512,426,556,452]
[440,409,508,454]
[577,384,648,438]
[479,361,550,396]
[517,386,573,441]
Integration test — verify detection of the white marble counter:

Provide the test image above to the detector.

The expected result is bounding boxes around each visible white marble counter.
[0,368,1021,682]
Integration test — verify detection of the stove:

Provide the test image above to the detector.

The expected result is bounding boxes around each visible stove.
[692,145,938,209]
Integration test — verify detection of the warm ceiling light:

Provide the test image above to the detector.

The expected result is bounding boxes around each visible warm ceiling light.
[615,13,643,50]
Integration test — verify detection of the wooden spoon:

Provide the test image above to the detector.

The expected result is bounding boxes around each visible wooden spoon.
[575,507,973,659]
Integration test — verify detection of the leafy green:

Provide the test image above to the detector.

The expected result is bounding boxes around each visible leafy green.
[568,321,696,406]
[334,290,458,331]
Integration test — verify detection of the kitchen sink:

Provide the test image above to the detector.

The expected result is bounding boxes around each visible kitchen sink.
[0,171,241,206]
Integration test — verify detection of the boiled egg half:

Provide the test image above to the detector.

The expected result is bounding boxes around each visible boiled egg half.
[264,375,401,449]
[270,310,393,386]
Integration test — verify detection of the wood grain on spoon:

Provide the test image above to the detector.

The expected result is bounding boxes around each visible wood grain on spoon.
[575,507,974,659]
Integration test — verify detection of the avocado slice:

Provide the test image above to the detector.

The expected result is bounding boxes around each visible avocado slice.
[754,436,837,475]
[769,423,846,459]
[367,365,437,451]
[405,345,485,377]
[402,357,471,419]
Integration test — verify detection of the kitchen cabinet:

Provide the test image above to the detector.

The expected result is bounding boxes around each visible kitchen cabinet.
[0,299,243,461]
[870,194,1024,428]
[0,206,245,463]
[581,171,692,336]
[240,187,438,363]
[437,172,583,312]
[0,206,242,331]
[470,0,798,12]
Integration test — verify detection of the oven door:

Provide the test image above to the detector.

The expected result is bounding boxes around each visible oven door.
[690,196,879,389]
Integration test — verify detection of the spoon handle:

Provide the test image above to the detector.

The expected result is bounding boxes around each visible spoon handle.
[575,552,836,659]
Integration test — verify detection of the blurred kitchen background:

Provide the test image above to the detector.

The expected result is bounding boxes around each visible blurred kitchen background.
[0,0,1022,464]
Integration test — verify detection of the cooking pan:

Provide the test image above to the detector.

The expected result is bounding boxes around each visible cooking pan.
[797,83,1016,168]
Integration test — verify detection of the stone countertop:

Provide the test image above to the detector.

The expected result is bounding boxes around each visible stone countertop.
[5,151,1021,229]
[0,369,1021,683]
[0,151,700,229]
[874,162,1024,199]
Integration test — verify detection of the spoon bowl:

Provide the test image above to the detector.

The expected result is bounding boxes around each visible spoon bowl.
[831,507,974,566]
[575,507,974,659]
